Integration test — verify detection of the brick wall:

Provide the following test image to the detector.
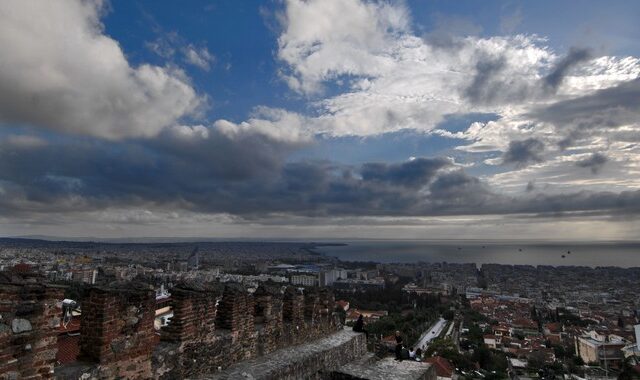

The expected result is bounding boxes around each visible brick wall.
[0,273,343,380]
[283,286,305,326]
[78,285,156,379]
[215,284,254,336]
[152,283,341,379]
[0,273,63,380]
[160,285,220,343]
[254,285,282,355]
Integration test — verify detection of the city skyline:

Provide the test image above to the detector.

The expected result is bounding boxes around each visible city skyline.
[1,0,640,239]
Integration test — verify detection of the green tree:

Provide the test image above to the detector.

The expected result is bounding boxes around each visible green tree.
[442,310,454,320]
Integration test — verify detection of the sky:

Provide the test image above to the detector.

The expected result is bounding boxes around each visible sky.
[0,0,639,240]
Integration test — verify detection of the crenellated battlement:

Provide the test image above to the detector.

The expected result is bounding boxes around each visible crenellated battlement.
[0,276,343,380]
[1,275,434,380]
[77,284,156,379]
[160,283,221,344]
[155,282,341,379]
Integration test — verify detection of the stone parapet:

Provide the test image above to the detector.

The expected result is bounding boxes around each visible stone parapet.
[201,328,367,380]
[331,357,436,380]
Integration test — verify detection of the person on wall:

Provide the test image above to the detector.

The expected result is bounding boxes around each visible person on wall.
[394,330,403,360]
[352,314,369,339]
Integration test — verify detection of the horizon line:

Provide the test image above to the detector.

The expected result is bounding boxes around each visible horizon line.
[3,235,640,244]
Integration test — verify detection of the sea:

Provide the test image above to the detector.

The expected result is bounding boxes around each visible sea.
[313,240,640,268]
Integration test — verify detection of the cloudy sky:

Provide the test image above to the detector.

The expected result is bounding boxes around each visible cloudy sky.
[1,0,639,240]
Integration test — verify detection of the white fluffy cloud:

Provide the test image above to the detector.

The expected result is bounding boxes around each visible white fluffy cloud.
[273,0,640,197]
[213,107,313,144]
[183,45,215,71]
[276,0,550,137]
[0,0,204,139]
[276,0,640,142]
[278,0,411,95]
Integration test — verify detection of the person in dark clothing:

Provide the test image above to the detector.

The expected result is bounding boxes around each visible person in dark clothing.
[401,346,410,361]
[394,330,403,360]
[352,314,369,338]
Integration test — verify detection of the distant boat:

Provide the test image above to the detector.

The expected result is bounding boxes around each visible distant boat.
[567,250,571,254]
[518,248,522,252]
[561,255,566,258]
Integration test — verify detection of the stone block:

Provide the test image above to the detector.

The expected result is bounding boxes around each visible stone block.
[11,318,32,334]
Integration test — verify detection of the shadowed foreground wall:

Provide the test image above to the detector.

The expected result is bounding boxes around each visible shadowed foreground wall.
[1,276,435,380]
[154,283,340,379]
[8,280,344,379]
[0,272,63,380]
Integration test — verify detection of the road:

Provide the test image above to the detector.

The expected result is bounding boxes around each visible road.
[415,317,447,350]
[452,318,462,352]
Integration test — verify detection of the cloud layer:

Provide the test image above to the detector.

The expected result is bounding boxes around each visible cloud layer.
[0,0,639,238]
[1,132,639,224]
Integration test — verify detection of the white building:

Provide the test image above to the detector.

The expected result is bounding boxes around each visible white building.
[291,274,318,287]
[319,268,347,287]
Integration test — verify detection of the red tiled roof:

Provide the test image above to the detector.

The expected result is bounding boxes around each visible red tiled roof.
[346,309,387,320]
[544,322,562,333]
[12,263,32,273]
[346,310,359,319]
[513,318,538,329]
[425,356,454,378]
[57,335,80,365]
[546,335,562,344]
[382,334,398,343]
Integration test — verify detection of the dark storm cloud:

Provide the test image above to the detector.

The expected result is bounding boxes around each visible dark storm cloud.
[428,171,485,200]
[576,153,608,174]
[544,48,591,91]
[502,138,545,167]
[361,158,450,187]
[0,133,485,217]
[513,190,640,216]
[151,127,301,181]
[2,133,640,220]
[0,127,299,213]
[426,171,496,214]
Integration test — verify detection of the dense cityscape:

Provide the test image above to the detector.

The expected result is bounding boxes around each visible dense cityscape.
[1,238,639,379]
